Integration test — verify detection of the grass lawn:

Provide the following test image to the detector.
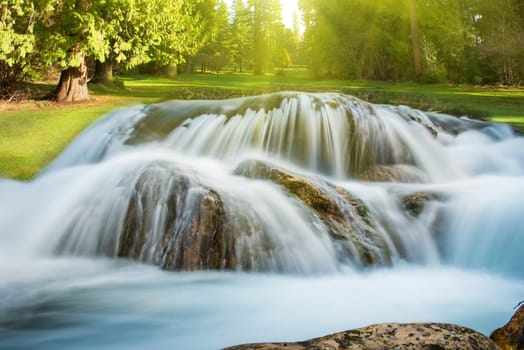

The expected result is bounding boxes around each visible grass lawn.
[1,68,523,180]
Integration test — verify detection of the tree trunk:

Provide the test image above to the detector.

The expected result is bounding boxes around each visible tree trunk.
[52,54,90,102]
[165,63,178,78]
[253,0,264,75]
[92,60,113,84]
[185,58,193,73]
[409,0,422,81]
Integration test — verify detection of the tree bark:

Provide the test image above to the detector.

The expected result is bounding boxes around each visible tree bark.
[165,63,178,78]
[52,53,90,102]
[185,57,193,73]
[253,0,264,75]
[92,60,113,84]
[409,0,422,81]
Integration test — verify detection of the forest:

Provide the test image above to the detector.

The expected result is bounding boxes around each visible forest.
[1,0,523,102]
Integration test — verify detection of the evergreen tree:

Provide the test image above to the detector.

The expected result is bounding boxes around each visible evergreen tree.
[231,0,253,72]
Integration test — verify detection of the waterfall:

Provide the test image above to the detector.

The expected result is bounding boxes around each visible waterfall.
[1,91,524,349]
[2,92,523,276]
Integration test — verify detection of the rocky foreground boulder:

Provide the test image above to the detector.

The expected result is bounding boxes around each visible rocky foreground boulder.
[491,304,524,350]
[225,323,500,350]
[228,304,524,350]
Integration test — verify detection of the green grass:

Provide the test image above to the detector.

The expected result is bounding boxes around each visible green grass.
[124,71,524,127]
[0,104,118,180]
[1,68,523,180]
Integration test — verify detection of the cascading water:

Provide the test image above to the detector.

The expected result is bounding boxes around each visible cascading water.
[1,92,523,349]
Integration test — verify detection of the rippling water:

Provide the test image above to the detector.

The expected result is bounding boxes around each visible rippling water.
[1,259,522,350]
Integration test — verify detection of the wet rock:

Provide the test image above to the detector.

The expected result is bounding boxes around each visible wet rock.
[491,304,524,350]
[125,101,233,144]
[125,93,295,145]
[360,164,428,183]
[225,323,500,350]
[118,162,236,271]
[235,160,343,218]
[401,192,438,217]
[234,159,393,266]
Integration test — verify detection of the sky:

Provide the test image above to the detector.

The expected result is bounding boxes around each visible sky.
[223,0,300,29]
[280,0,300,28]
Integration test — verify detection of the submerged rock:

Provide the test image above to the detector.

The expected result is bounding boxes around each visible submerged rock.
[116,159,443,272]
[491,304,524,350]
[360,164,428,183]
[225,323,500,350]
[234,159,393,266]
[401,192,438,217]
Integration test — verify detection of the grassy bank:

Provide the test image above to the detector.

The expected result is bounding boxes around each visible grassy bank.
[1,69,523,180]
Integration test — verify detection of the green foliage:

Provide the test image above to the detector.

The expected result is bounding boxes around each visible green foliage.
[192,1,232,73]
[249,0,287,74]
[299,0,524,84]
[230,0,254,72]
[146,0,202,67]
[0,1,40,96]
[2,0,523,97]
[0,0,208,95]
[473,0,524,84]
[35,0,106,68]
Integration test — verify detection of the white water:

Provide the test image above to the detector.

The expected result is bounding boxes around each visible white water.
[0,259,522,350]
[1,92,523,348]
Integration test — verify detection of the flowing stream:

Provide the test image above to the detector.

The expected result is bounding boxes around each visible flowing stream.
[0,92,523,349]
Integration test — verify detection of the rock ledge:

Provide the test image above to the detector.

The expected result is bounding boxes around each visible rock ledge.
[225,323,500,350]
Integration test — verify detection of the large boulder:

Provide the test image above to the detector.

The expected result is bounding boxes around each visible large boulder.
[118,162,236,271]
[491,304,524,350]
[234,160,394,266]
[226,323,500,350]
[117,160,436,272]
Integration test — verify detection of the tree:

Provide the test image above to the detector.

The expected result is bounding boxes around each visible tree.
[36,0,106,102]
[93,0,202,81]
[298,0,472,82]
[473,0,524,84]
[41,0,202,99]
[181,0,220,74]
[150,0,206,77]
[192,1,231,74]
[299,0,412,79]
[250,0,263,74]
[408,0,421,80]
[231,0,253,72]
[248,0,283,74]
[0,0,39,98]
[90,0,151,84]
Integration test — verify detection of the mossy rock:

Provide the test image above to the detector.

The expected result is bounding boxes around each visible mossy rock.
[234,159,393,267]
[226,323,500,350]
[491,304,524,350]
[401,192,439,217]
[360,164,428,183]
